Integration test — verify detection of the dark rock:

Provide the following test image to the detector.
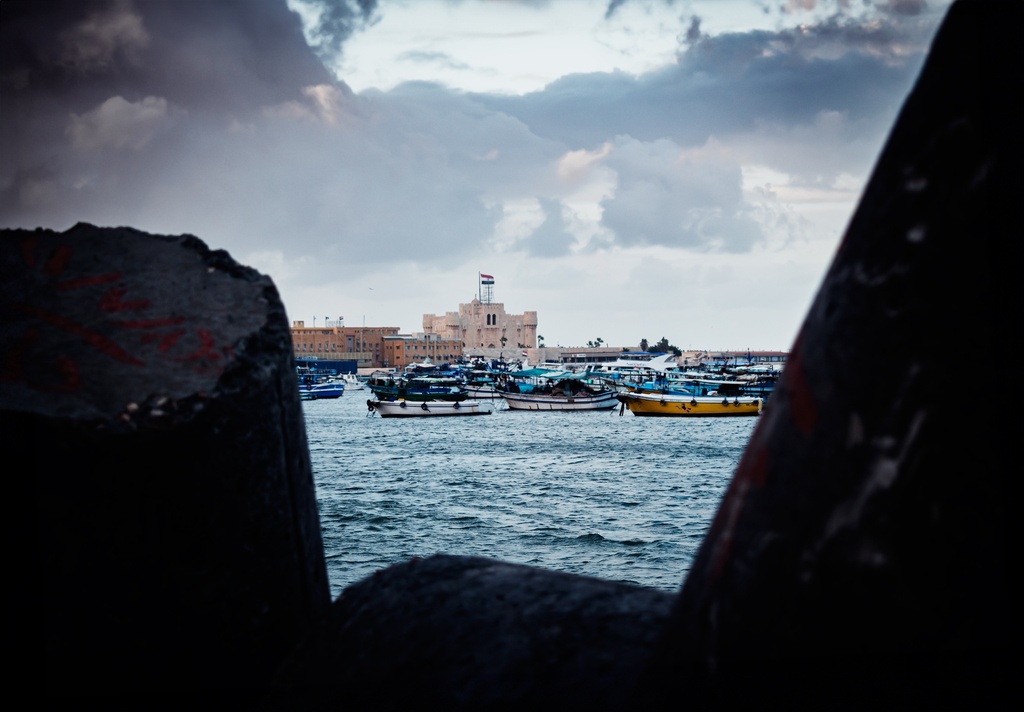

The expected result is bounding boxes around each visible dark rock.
[268,555,675,709]
[4,223,330,701]
[642,0,1023,708]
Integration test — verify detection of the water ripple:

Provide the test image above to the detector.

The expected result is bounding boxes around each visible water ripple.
[303,394,755,598]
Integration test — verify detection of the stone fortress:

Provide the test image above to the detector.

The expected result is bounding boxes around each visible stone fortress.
[422,274,538,353]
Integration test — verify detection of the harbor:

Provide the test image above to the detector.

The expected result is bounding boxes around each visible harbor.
[303,391,756,598]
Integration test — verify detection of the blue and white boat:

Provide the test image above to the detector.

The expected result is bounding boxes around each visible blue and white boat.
[298,374,345,400]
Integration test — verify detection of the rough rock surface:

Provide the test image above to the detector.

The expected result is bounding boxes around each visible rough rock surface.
[642,0,1023,708]
[4,224,330,700]
[269,555,676,709]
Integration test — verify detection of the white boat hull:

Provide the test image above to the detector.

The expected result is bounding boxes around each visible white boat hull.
[369,398,493,417]
[464,385,503,399]
[500,390,619,411]
[341,375,365,390]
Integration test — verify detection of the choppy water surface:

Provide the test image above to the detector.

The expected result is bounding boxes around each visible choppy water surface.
[304,394,756,599]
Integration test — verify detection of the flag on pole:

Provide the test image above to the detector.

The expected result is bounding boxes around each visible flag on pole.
[480,273,494,280]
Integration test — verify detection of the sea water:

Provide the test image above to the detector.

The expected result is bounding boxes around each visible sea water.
[303,394,757,599]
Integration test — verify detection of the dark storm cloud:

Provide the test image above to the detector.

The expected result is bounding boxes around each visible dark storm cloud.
[0,0,336,230]
[0,0,521,274]
[881,0,928,16]
[684,15,705,45]
[297,0,379,63]
[0,0,950,279]
[604,0,629,19]
[1,0,333,115]
[476,9,932,152]
[464,4,943,254]
[603,0,682,21]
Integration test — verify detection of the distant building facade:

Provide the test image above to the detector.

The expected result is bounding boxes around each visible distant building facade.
[382,332,463,370]
[422,274,538,357]
[290,320,463,371]
[290,320,400,370]
[522,346,623,367]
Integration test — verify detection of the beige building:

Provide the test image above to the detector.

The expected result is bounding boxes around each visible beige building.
[423,298,538,353]
[290,320,400,370]
[290,321,463,371]
[382,332,463,370]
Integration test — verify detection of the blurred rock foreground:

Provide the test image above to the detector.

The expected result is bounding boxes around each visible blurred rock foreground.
[8,0,1019,707]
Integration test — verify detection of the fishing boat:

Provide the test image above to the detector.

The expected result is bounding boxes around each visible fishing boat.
[616,391,762,417]
[367,398,494,418]
[340,373,365,391]
[597,351,681,376]
[463,376,503,399]
[366,371,468,402]
[298,376,345,400]
[619,370,697,396]
[498,368,619,411]
[458,363,514,399]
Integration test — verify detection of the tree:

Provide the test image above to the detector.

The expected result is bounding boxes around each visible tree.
[653,337,682,357]
[538,335,545,346]
[640,338,649,351]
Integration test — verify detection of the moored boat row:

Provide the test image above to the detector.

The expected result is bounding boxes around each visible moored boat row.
[309,356,772,417]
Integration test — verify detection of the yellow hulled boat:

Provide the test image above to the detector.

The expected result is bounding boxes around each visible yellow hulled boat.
[616,391,763,417]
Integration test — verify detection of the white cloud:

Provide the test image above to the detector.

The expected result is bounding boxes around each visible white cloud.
[556,143,613,182]
[66,95,179,152]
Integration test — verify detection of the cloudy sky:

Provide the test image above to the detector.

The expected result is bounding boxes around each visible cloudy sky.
[1,0,952,351]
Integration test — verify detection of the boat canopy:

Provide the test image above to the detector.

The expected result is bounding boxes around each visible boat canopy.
[511,368,598,381]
